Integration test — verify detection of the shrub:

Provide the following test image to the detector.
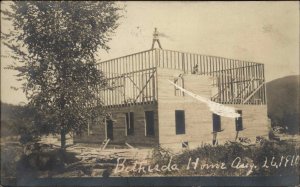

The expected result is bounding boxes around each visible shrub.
[1,143,24,180]
[150,140,299,176]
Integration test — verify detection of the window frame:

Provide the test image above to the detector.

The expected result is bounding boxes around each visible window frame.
[125,112,134,136]
[175,110,186,135]
[235,110,243,131]
[145,111,155,136]
[174,76,184,97]
[212,113,221,132]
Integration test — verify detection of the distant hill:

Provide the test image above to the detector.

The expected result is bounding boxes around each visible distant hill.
[1,102,21,136]
[1,102,35,138]
[266,75,299,134]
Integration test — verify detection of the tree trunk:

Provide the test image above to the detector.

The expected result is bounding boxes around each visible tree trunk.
[60,63,67,149]
[61,128,66,149]
[60,64,67,149]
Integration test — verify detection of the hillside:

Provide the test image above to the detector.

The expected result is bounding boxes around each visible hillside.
[1,102,34,138]
[266,75,299,134]
[1,102,21,136]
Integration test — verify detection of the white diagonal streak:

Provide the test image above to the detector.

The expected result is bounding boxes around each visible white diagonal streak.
[168,80,240,118]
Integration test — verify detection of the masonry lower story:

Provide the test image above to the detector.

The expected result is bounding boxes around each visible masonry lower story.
[73,103,159,147]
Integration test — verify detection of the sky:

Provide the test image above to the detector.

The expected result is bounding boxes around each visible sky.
[1,1,299,105]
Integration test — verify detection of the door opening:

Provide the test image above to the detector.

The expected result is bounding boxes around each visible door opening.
[106,119,113,140]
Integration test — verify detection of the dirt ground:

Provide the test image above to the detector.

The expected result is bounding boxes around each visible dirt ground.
[61,143,153,177]
[1,135,154,179]
[2,133,299,179]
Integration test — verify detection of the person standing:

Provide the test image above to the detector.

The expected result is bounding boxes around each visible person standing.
[151,27,162,49]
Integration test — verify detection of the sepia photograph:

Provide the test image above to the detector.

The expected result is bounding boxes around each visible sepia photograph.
[1,1,299,186]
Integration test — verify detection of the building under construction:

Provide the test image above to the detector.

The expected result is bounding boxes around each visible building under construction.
[74,47,269,149]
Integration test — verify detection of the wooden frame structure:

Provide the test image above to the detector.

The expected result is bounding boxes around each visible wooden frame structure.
[97,49,266,107]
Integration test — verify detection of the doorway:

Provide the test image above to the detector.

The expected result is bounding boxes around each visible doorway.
[106,119,113,140]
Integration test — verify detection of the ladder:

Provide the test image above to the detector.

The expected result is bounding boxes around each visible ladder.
[101,139,110,150]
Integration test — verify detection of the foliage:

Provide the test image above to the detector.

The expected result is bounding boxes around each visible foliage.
[266,75,299,134]
[1,142,24,180]
[1,102,21,137]
[250,140,298,176]
[1,102,40,144]
[14,143,79,180]
[1,2,123,147]
[151,141,299,176]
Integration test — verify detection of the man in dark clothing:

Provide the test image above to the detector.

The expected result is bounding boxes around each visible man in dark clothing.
[151,27,162,49]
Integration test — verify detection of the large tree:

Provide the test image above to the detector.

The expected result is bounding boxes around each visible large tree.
[2,1,122,148]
